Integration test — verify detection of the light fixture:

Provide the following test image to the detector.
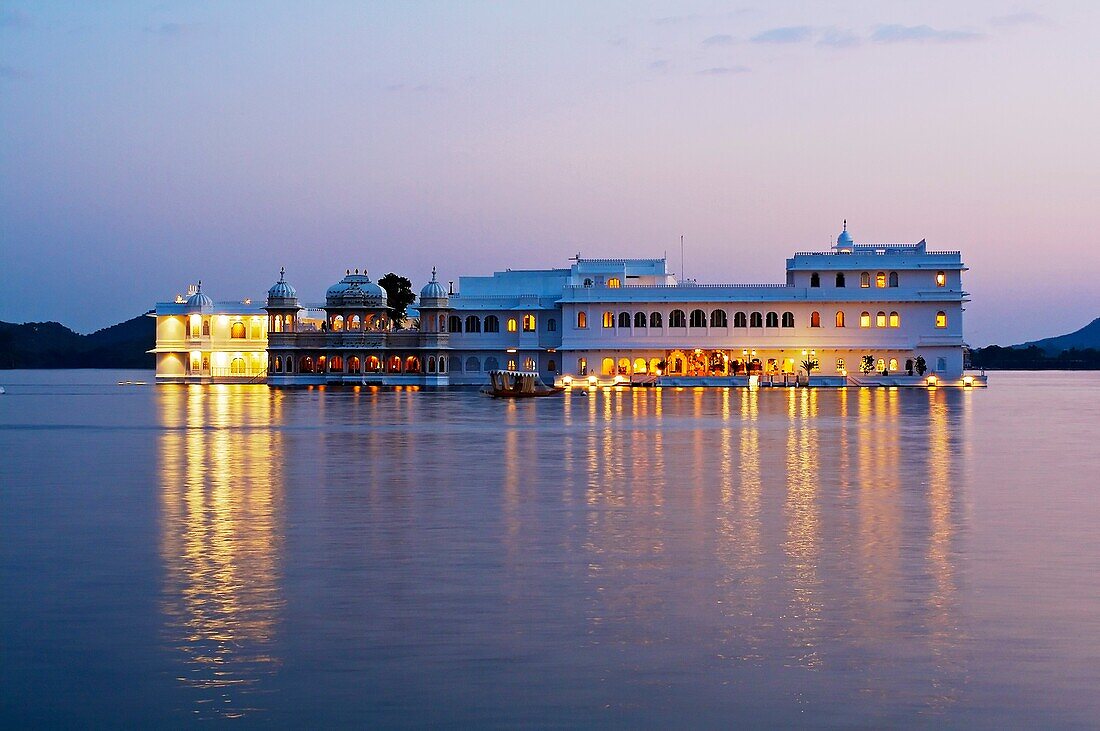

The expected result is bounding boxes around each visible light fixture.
[506,348,517,354]
[963,375,973,387]
[562,375,573,386]
[588,375,598,386]
[927,375,938,387]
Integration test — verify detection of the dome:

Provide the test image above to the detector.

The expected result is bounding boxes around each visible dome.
[419,267,447,301]
[836,220,853,248]
[326,269,386,307]
[267,267,297,300]
[186,281,213,309]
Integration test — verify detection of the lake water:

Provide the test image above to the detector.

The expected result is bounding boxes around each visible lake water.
[1,370,1099,727]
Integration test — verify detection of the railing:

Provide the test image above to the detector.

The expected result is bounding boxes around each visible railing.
[563,283,790,290]
[208,367,267,378]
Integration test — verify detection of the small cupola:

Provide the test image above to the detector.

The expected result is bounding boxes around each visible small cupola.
[834,220,854,252]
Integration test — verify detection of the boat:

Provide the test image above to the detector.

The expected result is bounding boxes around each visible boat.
[0,386,5,395]
[483,370,564,398]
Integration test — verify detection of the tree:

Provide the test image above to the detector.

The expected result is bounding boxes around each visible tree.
[860,354,875,374]
[914,355,927,376]
[378,273,415,329]
[800,358,818,374]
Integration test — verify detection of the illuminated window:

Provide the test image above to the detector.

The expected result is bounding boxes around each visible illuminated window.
[522,314,536,331]
[484,315,500,332]
[861,272,870,288]
[889,358,899,371]
[607,277,621,288]
[836,357,846,372]
[669,309,686,328]
[602,311,614,328]
[466,315,481,332]
[231,321,247,338]
[202,318,211,336]
[619,312,631,328]
[710,309,727,328]
[635,312,647,328]
[274,356,282,372]
[876,311,886,328]
[936,311,947,328]
[405,356,421,373]
[285,315,293,331]
[781,312,794,328]
[734,312,747,328]
[889,271,899,287]
[836,272,846,287]
[448,315,462,332]
[750,312,762,328]
[507,318,518,332]
[860,311,871,328]
[765,312,778,328]
[349,315,361,331]
[810,272,820,287]
[523,357,536,371]
[577,311,587,329]
[889,311,900,327]
[936,271,946,287]
[650,311,662,328]
[602,357,615,375]
[835,311,845,327]
[689,309,706,327]
[810,311,821,328]
[578,357,587,375]
[349,356,361,372]
[876,272,886,288]
[877,358,886,372]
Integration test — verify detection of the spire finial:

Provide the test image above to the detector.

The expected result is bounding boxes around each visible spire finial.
[843,219,847,232]
[431,266,437,281]
[197,280,202,291]
[279,266,285,281]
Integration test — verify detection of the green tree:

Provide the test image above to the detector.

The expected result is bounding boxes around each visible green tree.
[914,355,927,376]
[378,273,415,329]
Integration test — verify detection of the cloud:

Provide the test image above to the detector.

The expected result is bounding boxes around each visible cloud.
[0,9,30,29]
[751,25,814,44]
[989,12,1048,28]
[696,65,750,76]
[702,33,735,46]
[817,27,861,48]
[0,64,30,80]
[870,24,983,44]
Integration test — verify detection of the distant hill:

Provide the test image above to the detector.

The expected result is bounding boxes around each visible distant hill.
[1015,317,1100,355]
[0,314,154,369]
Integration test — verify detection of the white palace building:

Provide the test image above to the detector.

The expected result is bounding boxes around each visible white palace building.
[151,225,986,388]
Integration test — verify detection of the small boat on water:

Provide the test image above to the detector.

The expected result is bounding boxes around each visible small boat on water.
[483,370,564,398]
[0,386,5,395]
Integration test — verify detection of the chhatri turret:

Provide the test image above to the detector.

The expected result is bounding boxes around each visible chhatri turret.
[833,219,854,253]
[417,267,450,333]
[265,267,300,332]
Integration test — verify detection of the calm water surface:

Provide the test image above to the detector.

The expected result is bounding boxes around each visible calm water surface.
[1,370,1099,727]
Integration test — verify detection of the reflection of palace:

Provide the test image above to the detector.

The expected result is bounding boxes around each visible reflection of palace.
[153,224,983,386]
[158,385,284,720]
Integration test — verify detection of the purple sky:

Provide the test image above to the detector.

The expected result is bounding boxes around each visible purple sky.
[1,1,1097,345]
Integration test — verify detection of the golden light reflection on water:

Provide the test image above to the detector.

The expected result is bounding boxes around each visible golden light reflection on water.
[158,384,284,720]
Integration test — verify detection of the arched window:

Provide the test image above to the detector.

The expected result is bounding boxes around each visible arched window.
[876,272,886,288]
[617,358,630,375]
[602,357,615,375]
[202,318,210,336]
[481,356,496,371]
[781,312,794,328]
[348,356,361,373]
[835,357,845,373]
[231,321,246,339]
[523,357,536,371]
[284,314,293,331]
[583,278,593,287]
[448,315,462,332]
[650,311,662,328]
[465,356,481,372]
[330,355,343,372]
[633,358,647,373]
[889,358,899,371]
[507,318,517,332]
[889,311,900,327]
[810,273,820,287]
[618,312,631,328]
[388,355,402,373]
[577,311,587,329]
[936,311,947,328]
[860,272,871,288]
[835,311,845,327]
[710,309,727,328]
[669,309,686,328]
[547,359,556,372]
[439,357,447,373]
[750,312,762,328]
[484,315,500,332]
[427,356,436,373]
[810,311,821,328]
[274,356,282,372]
[734,312,747,328]
[465,315,481,333]
[603,311,614,328]
[547,318,556,332]
[876,311,886,327]
[936,271,946,287]
[230,357,246,374]
[634,312,647,328]
[860,311,871,328]
[607,277,621,288]
[689,309,706,328]
[300,356,313,373]
[577,358,587,375]
[766,312,779,328]
[448,355,461,372]
[285,358,293,373]
[405,356,421,373]
[889,271,899,287]
[836,272,846,288]
[331,316,344,332]
[522,314,536,331]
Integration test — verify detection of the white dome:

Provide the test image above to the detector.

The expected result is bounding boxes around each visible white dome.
[326,270,386,307]
[420,267,447,300]
[267,267,297,300]
[836,220,854,248]
[186,282,213,309]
